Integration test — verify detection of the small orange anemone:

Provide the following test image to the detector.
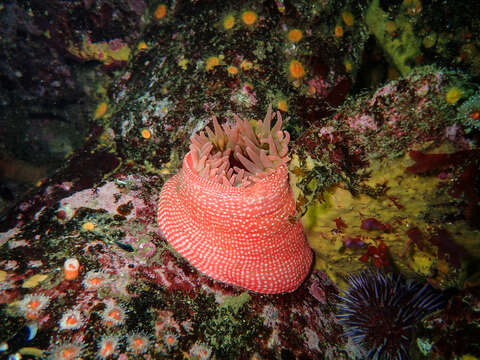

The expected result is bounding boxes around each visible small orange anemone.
[227,66,238,75]
[141,129,152,139]
[94,102,108,119]
[223,14,235,30]
[287,29,303,43]
[206,56,220,71]
[154,4,167,19]
[277,99,288,112]
[335,25,344,37]
[288,60,305,79]
[241,11,257,26]
[445,87,462,104]
[341,11,354,26]
[137,41,148,51]
[240,60,253,70]
[82,221,95,231]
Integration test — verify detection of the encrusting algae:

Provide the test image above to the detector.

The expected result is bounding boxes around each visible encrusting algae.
[290,69,480,290]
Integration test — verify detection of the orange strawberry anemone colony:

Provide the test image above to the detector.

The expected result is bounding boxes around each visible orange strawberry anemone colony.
[158,105,312,294]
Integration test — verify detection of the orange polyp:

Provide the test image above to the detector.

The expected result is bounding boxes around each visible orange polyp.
[287,29,302,43]
[335,25,344,37]
[134,338,144,347]
[154,4,167,19]
[141,129,152,139]
[289,60,305,79]
[26,311,37,320]
[127,334,149,354]
[64,258,80,280]
[241,11,257,26]
[102,305,125,326]
[109,310,120,320]
[29,299,41,309]
[61,348,75,359]
[101,342,113,355]
[90,277,101,285]
[470,111,480,120]
[66,315,78,325]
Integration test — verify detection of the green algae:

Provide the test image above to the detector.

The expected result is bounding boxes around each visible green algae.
[290,67,480,289]
[219,292,251,314]
[365,0,421,76]
[193,292,265,358]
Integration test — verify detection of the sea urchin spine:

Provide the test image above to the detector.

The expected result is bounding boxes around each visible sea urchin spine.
[336,270,445,360]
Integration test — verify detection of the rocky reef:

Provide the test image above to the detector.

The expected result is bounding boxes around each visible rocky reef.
[292,67,480,290]
[1,0,479,359]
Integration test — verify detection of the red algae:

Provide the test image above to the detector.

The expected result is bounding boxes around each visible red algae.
[360,218,392,232]
[406,150,475,174]
[406,227,425,251]
[334,217,348,230]
[359,241,390,269]
[429,229,468,269]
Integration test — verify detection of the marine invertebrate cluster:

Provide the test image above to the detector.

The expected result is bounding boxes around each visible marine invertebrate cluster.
[158,106,312,293]
[0,0,478,357]
[337,270,445,359]
[294,68,479,289]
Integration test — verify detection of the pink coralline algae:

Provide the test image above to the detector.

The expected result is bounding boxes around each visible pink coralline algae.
[359,240,390,269]
[138,241,156,258]
[158,106,312,294]
[348,113,378,132]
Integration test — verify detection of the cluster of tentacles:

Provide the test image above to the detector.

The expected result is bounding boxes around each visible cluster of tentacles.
[190,105,290,187]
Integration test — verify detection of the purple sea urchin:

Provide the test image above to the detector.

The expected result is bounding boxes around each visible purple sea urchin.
[337,270,445,360]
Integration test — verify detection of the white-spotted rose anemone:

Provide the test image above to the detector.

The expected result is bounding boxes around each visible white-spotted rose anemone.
[157,105,312,294]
